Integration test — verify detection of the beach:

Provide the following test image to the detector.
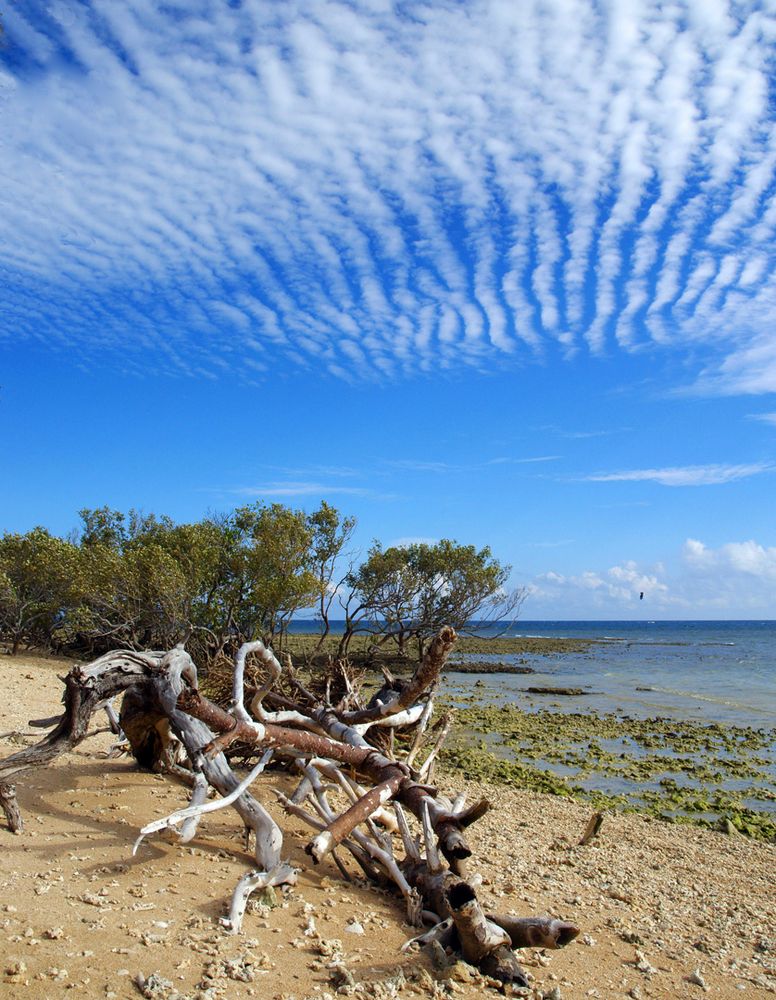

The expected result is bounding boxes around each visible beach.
[1,652,774,999]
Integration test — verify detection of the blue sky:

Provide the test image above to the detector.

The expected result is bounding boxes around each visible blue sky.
[1,0,775,619]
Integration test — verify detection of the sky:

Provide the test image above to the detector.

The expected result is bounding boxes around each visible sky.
[1,0,775,620]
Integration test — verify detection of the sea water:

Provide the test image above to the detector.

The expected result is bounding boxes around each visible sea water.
[444,620,776,728]
[440,620,776,814]
[289,619,776,727]
[289,619,776,814]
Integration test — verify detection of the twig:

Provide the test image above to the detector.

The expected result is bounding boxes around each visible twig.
[133,750,274,855]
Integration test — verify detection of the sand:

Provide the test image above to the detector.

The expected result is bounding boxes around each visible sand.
[1,653,773,1000]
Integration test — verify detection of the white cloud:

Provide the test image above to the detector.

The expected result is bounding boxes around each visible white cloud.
[748,412,776,426]
[697,333,776,395]
[527,536,776,616]
[682,538,776,580]
[387,536,439,549]
[231,482,373,498]
[584,463,773,487]
[532,560,669,610]
[0,2,774,389]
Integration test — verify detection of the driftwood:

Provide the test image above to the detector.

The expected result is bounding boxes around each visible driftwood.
[579,810,605,846]
[0,627,579,985]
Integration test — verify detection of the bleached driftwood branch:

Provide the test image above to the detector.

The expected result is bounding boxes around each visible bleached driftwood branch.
[0,627,579,984]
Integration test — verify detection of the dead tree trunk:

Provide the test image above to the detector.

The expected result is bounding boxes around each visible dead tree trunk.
[0,628,579,985]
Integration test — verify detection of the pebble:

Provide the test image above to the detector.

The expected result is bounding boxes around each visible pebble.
[5,959,27,983]
[634,950,657,975]
[687,968,707,988]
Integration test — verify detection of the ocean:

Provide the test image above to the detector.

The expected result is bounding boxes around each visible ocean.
[289,619,776,825]
[289,619,776,728]
[443,619,776,728]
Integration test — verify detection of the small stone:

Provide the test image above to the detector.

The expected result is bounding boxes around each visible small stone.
[44,927,64,940]
[344,920,364,935]
[255,885,277,908]
[329,964,356,989]
[429,939,451,971]
[5,959,27,981]
[445,961,475,983]
[634,950,657,975]
[687,969,707,988]
[134,972,174,998]
[543,987,563,1000]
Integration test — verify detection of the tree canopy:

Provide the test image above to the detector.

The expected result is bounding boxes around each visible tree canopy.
[0,505,524,663]
[340,538,525,657]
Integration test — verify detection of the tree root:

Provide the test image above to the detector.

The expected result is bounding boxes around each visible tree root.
[0,629,581,985]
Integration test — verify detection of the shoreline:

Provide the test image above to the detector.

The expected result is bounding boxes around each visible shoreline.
[1,654,774,999]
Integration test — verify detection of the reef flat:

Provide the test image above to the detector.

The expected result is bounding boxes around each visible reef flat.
[439,700,776,842]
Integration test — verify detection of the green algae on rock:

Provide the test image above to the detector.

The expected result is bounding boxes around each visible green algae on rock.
[438,702,776,842]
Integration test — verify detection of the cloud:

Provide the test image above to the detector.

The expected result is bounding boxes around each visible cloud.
[532,561,669,610]
[527,537,776,616]
[698,333,776,395]
[230,482,373,498]
[748,413,776,427]
[386,536,439,549]
[387,456,561,474]
[584,463,773,487]
[682,538,776,580]
[0,2,774,390]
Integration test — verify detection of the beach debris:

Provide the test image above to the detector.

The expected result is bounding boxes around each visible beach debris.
[134,971,175,997]
[579,811,605,846]
[0,628,580,987]
[0,781,23,833]
[4,959,28,984]
[525,687,589,696]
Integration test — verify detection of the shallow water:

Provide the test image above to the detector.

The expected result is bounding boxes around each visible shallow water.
[439,621,776,827]
[444,620,776,727]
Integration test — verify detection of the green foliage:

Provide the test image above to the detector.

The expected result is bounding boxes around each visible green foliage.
[342,538,525,656]
[229,502,322,642]
[0,527,82,653]
[0,506,521,667]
